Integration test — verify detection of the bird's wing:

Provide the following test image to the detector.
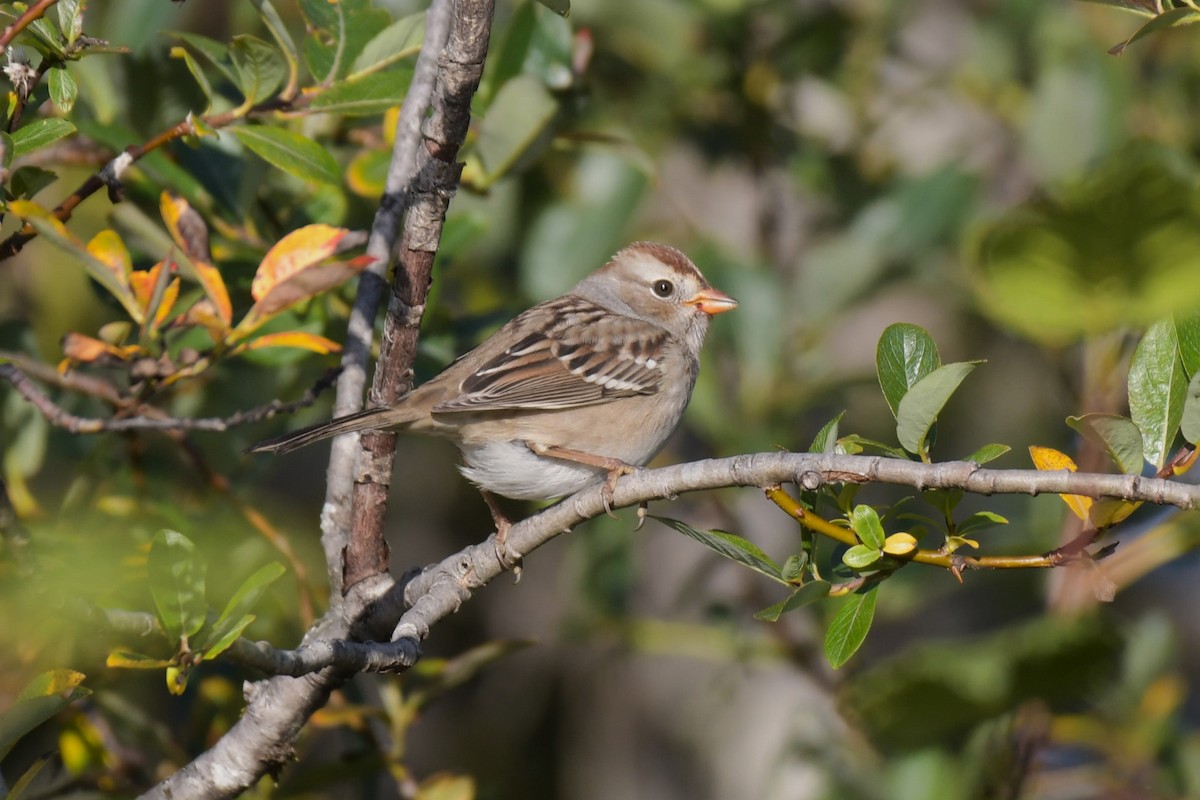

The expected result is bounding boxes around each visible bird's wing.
[431,297,667,414]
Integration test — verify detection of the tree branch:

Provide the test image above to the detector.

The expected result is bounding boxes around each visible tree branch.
[0,363,339,433]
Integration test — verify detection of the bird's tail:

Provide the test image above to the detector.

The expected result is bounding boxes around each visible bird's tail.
[246,406,411,455]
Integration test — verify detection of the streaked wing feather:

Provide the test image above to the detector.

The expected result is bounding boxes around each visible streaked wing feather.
[432,297,667,414]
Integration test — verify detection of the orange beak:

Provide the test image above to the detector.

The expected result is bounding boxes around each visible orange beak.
[686,287,738,316]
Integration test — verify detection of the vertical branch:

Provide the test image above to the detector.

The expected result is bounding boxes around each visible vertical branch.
[344,0,496,591]
[320,0,455,598]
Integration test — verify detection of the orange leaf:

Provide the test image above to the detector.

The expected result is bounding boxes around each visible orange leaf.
[129,262,181,328]
[242,331,342,354]
[251,224,350,302]
[61,332,140,364]
[160,192,232,325]
[236,257,372,337]
[85,230,132,292]
[1028,445,1092,520]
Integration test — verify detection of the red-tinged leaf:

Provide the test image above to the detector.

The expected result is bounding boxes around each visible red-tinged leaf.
[61,332,140,364]
[130,262,181,328]
[235,258,371,338]
[241,331,341,354]
[251,224,350,301]
[1028,445,1092,520]
[85,230,132,292]
[160,193,231,324]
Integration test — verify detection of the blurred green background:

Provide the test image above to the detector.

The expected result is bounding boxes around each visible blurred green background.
[4,0,1200,797]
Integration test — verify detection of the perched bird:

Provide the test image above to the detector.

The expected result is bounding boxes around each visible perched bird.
[250,242,737,547]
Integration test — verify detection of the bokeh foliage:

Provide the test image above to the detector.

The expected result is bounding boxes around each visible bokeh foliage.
[3,0,1200,798]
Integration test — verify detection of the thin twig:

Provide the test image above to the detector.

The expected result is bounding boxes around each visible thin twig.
[0,363,340,433]
[0,0,58,51]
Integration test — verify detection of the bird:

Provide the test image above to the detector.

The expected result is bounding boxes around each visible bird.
[249,241,737,551]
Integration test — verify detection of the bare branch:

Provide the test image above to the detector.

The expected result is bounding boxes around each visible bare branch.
[0,0,58,51]
[0,363,340,433]
[320,0,457,597]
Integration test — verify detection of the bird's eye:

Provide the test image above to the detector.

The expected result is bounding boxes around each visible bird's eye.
[652,279,674,298]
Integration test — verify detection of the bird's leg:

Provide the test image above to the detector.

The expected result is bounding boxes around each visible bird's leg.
[481,490,521,574]
[527,442,636,516]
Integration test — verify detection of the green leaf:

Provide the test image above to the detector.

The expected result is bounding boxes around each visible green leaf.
[301,0,392,82]
[809,411,845,454]
[47,67,77,113]
[534,0,570,15]
[230,34,286,106]
[56,0,84,44]
[310,68,415,116]
[250,0,300,92]
[965,443,1010,465]
[200,615,256,661]
[200,562,285,656]
[0,671,90,761]
[9,166,57,199]
[171,45,214,111]
[474,74,558,181]
[1109,7,1200,56]
[0,132,14,168]
[230,126,341,185]
[825,586,879,669]
[755,581,832,622]
[1182,371,1200,445]
[6,753,53,800]
[1128,319,1187,469]
[842,544,882,570]
[876,323,941,418]
[1066,413,1145,475]
[1178,312,1200,379]
[350,12,424,78]
[837,434,910,459]
[148,530,208,642]
[896,362,980,457]
[653,516,784,584]
[957,511,1009,536]
[11,118,76,157]
[850,505,886,549]
[170,31,238,86]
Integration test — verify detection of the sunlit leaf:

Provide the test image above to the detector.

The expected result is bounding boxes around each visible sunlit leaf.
[825,586,878,669]
[160,193,232,325]
[882,532,917,556]
[230,125,341,185]
[0,671,90,761]
[896,362,979,458]
[148,530,208,642]
[230,34,286,106]
[850,505,886,549]
[250,224,350,300]
[842,544,882,570]
[240,331,341,354]
[1128,319,1187,469]
[958,511,1009,536]
[106,651,174,669]
[474,75,558,182]
[350,12,424,77]
[1066,413,1145,475]
[1089,498,1141,528]
[84,230,132,293]
[129,262,180,329]
[965,443,1010,465]
[809,411,845,454]
[310,68,416,116]
[236,257,372,336]
[1028,445,1092,520]
[876,323,940,418]
[11,118,75,157]
[47,66,77,113]
[61,332,139,364]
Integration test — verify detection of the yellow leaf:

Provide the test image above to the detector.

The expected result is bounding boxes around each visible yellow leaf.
[166,665,188,695]
[106,651,173,669]
[882,532,917,556]
[85,230,132,291]
[130,262,181,328]
[235,256,372,338]
[242,331,342,354]
[1089,498,1142,528]
[1028,445,1092,519]
[18,669,86,699]
[160,192,232,324]
[251,224,350,301]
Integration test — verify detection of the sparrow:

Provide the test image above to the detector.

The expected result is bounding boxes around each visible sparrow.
[250,242,737,547]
